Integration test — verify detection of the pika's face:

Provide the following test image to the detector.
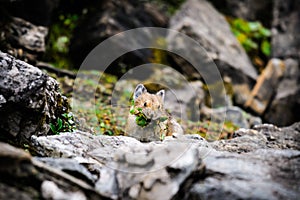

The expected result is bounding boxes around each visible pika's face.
[134,93,164,120]
[132,84,165,120]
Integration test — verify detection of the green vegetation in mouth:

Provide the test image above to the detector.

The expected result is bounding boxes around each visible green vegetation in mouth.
[130,107,151,127]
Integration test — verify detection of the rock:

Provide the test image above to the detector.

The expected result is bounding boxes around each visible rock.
[30,122,300,199]
[41,180,87,200]
[35,157,97,186]
[1,17,48,63]
[244,58,285,115]
[185,123,300,199]
[186,148,300,200]
[70,0,168,69]
[201,106,262,128]
[208,0,273,26]
[215,123,300,152]
[164,80,204,121]
[168,0,258,106]
[255,0,300,126]
[31,131,207,199]
[1,0,59,26]
[272,0,300,60]
[0,141,104,200]
[264,59,300,126]
[0,51,68,144]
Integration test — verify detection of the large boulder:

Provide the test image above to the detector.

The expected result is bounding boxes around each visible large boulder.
[168,0,258,106]
[259,0,300,126]
[0,51,68,144]
[70,0,168,70]
[271,0,300,60]
[264,59,300,126]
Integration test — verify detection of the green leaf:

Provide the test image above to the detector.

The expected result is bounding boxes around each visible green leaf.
[244,38,258,50]
[130,109,135,114]
[137,108,142,112]
[261,40,271,56]
[159,116,168,122]
[106,130,113,136]
[100,122,105,128]
[234,18,251,33]
[57,118,63,130]
[50,123,57,133]
[259,28,271,37]
[248,21,261,31]
[137,120,147,127]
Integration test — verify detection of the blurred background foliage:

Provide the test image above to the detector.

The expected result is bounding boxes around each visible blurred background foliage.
[44,0,271,73]
[227,17,271,72]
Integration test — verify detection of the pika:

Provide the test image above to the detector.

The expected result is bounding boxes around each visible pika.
[125,84,183,142]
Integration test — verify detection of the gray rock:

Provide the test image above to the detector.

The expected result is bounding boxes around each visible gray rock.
[35,157,97,186]
[168,0,257,106]
[0,51,68,143]
[5,17,48,52]
[70,0,168,68]
[29,122,300,199]
[164,80,204,121]
[201,106,262,128]
[264,59,300,126]
[213,123,300,152]
[185,149,300,200]
[244,58,285,115]
[208,0,273,26]
[1,17,48,63]
[41,180,87,200]
[31,131,207,199]
[0,141,104,200]
[272,0,300,60]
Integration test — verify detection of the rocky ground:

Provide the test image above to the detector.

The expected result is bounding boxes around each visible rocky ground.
[1,120,300,199]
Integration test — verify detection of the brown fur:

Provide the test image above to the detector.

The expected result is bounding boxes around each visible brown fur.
[125,84,183,142]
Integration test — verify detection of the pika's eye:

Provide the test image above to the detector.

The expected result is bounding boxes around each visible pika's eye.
[158,105,160,109]
[144,102,147,107]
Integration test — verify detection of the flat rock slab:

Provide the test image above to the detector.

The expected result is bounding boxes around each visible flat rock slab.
[187,148,300,200]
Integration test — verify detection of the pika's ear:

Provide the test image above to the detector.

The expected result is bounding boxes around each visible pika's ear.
[156,90,165,102]
[133,84,147,100]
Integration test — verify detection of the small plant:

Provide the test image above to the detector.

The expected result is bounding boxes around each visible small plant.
[228,18,271,71]
[50,112,76,135]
